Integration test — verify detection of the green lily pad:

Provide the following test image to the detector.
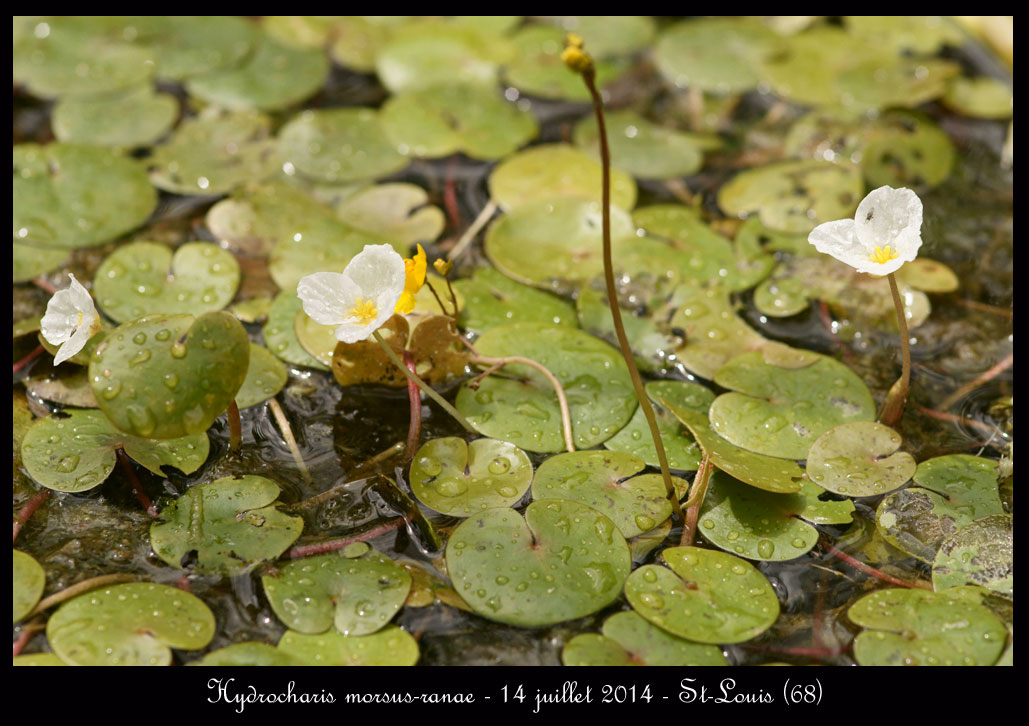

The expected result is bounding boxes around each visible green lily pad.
[124,15,259,80]
[484,198,636,294]
[794,478,856,525]
[186,33,330,112]
[235,344,287,409]
[12,654,68,666]
[21,408,209,493]
[895,258,960,294]
[709,350,875,460]
[334,184,444,248]
[262,292,329,371]
[488,143,637,212]
[697,472,820,561]
[151,475,303,575]
[654,18,784,93]
[876,455,1004,563]
[848,587,1006,666]
[278,108,410,184]
[932,515,1012,597]
[805,422,915,497]
[504,25,629,102]
[263,549,411,635]
[47,582,215,666]
[94,241,240,323]
[625,546,779,644]
[837,57,959,113]
[381,84,538,160]
[656,397,805,494]
[148,109,281,196]
[277,625,419,666]
[327,17,389,72]
[230,296,273,323]
[718,159,864,235]
[13,550,45,623]
[26,363,98,408]
[262,15,340,49]
[844,15,964,55]
[531,450,681,539]
[13,143,157,250]
[454,267,577,336]
[51,84,177,148]
[943,76,1013,119]
[13,21,156,99]
[13,243,69,283]
[573,110,702,180]
[89,312,250,439]
[562,610,727,666]
[604,380,713,471]
[190,642,302,666]
[445,500,631,627]
[455,322,636,453]
[540,16,655,57]
[410,437,533,517]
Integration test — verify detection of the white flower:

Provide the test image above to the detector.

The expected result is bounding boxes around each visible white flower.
[40,273,101,365]
[808,186,923,276]
[297,244,407,344]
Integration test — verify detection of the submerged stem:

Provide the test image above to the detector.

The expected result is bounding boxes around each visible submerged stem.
[268,398,311,483]
[13,489,50,544]
[879,273,911,427]
[372,329,475,432]
[115,447,157,517]
[403,351,422,463]
[680,454,712,547]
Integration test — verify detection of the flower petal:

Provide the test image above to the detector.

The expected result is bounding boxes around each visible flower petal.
[41,273,97,348]
[343,244,406,309]
[53,319,93,365]
[297,272,361,326]
[808,219,863,266]
[854,186,923,260]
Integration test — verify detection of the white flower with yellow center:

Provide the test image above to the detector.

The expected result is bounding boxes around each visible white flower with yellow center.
[808,186,923,276]
[40,273,102,365]
[297,244,408,344]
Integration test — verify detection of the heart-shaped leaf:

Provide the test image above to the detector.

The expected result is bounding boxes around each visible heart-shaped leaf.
[446,500,631,627]
[454,267,577,336]
[89,312,250,439]
[52,83,178,148]
[276,625,419,665]
[932,515,1012,597]
[119,15,260,80]
[562,610,727,666]
[654,18,784,93]
[410,437,533,516]
[13,550,45,623]
[262,291,330,371]
[190,642,301,666]
[504,25,629,102]
[944,77,1013,120]
[150,475,303,574]
[46,582,215,666]
[334,184,444,248]
[574,111,703,180]
[805,420,916,497]
[26,363,98,408]
[539,16,655,57]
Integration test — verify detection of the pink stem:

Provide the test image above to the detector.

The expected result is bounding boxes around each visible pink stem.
[13,344,45,375]
[823,541,931,590]
[116,448,158,517]
[285,518,406,559]
[13,490,50,543]
[403,351,421,464]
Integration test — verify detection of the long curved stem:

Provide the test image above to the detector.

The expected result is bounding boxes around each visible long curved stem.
[580,68,682,526]
[470,355,576,453]
[879,273,911,427]
[372,329,475,432]
[403,351,422,463]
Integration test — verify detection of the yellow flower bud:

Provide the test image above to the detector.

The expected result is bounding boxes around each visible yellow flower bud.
[433,258,453,276]
[561,42,593,74]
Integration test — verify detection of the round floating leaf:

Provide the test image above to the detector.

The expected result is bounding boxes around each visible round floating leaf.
[94,241,240,323]
[13,654,68,666]
[484,198,636,294]
[89,312,250,439]
[262,291,329,371]
[185,33,329,111]
[504,25,629,102]
[794,479,855,525]
[13,243,69,283]
[848,587,1006,666]
[709,351,875,460]
[844,15,964,55]
[806,422,915,497]
[151,475,303,575]
[230,296,272,324]
[656,396,804,494]
[488,143,637,212]
[26,363,98,408]
[625,546,779,644]
[13,550,45,623]
[455,323,637,453]
[262,15,339,49]
[277,625,419,666]
[894,258,960,294]
[654,18,784,93]
[52,84,177,148]
[190,642,301,666]
[21,408,209,493]
[47,582,215,666]
[235,344,287,409]
[148,109,281,196]
[454,267,577,336]
[263,549,411,636]
[13,21,156,99]
[126,15,259,80]
[381,84,538,160]
[698,472,819,561]
[576,284,683,374]
[837,58,959,113]
[541,15,654,57]
[335,184,444,248]
[410,437,533,517]
[932,515,1012,597]
[13,144,156,250]
[531,450,681,539]
[573,111,702,180]
[562,610,727,666]
[278,108,409,184]
[605,380,713,471]
[446,500,631,627]
[876,455,1004,563]
[718,159,864,235]
[943,76,1013,119]
[327,17,389,72]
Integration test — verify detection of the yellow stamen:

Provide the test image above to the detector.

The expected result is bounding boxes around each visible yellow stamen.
[348,298,378,325]
[870,245,899,265]
[75,312,84,328]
